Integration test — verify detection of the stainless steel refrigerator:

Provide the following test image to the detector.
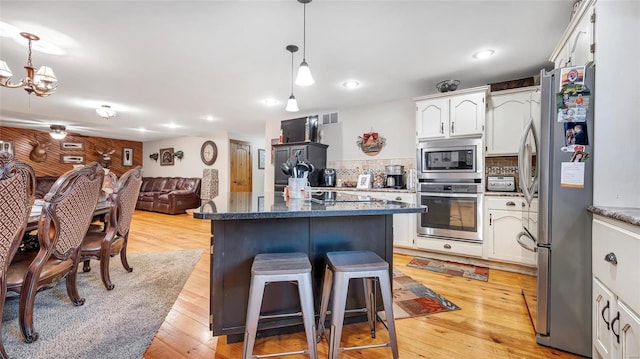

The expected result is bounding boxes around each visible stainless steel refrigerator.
[517,66,594,357]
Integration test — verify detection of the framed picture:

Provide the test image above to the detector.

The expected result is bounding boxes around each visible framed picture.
[123,148,133,166]
[60,155,85,164]
[357,174,371,189]
[160,148,174,166]
[0,140,14,155]
[60,142,84,150]
[258,149,265,169]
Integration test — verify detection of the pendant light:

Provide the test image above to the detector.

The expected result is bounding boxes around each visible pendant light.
[285,45,299,112]
[295,0,314,87]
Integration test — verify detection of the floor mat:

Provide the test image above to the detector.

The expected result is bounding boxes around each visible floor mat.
[406,257,489,282]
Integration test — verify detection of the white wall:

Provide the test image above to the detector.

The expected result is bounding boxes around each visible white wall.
[593,0,640,207]
[143,131,265,206]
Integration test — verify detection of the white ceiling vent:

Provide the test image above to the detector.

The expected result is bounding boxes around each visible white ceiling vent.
[321,112,339,125]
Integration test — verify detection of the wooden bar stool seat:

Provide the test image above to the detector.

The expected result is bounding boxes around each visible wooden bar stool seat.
[316,250,398,359]
[242,252,318,359]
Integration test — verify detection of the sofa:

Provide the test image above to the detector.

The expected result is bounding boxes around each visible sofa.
[136,177,201,215]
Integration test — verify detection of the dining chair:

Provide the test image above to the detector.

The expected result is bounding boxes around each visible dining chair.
[0,153,35,358]
[6,162,104,343]
[81,166,142,290]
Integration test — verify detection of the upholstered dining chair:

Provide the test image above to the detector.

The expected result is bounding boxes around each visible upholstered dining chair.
[80,166,142,290]
[6,162,104,343]
[0,153,35,359]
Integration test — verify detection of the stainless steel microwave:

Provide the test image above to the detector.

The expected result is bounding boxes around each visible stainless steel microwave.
[416,137,483,180]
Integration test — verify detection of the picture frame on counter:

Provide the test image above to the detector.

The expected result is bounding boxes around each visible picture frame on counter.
[356,174,371,189]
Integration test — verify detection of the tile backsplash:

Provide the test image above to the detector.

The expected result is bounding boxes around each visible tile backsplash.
[327,158,415,188]
[485,156,522,191]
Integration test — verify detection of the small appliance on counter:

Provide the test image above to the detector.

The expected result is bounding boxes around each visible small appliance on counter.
[321,168,336,187]
[487,176,515,192]
[385,165,405,189]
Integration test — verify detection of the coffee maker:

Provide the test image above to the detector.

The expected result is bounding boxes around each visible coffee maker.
[384,165,405,189]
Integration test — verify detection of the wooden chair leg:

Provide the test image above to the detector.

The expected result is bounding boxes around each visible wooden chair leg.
[82,259,91,272]
[120,236,133,272]
[100,250,115,290]
[19,272,40,343]
[0,281,10,359]
[66,261,86,306]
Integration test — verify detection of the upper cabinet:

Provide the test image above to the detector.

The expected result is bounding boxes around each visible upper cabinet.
[550,0,596,68]
[415,86,488,139]
[486,86,540,156]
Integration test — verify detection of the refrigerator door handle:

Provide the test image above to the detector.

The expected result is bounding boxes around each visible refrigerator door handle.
[517,117,539,204]
[516,230,537,252]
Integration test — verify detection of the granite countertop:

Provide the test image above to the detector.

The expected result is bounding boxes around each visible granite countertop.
[588,206,640,227]
[193,191,426,220]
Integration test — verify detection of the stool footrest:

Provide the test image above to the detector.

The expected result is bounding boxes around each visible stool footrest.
[259,311,303,320]
[255,349,310,358]
[341,342,390,352]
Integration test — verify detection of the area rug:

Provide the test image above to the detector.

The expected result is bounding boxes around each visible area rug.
[2,249,203,359]
[407,257,489,282]
[379,270,460,320]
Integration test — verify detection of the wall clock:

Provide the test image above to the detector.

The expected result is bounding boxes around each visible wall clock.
[200,140,218,166]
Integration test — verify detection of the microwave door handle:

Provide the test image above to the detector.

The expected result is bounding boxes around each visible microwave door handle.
[516,230,537,252]
[518,118,534,203]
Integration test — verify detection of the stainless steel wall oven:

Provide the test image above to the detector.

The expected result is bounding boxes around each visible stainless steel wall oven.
[416,137,484,242]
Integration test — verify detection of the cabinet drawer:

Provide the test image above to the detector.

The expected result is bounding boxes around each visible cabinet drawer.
[592,218,640,314]
[415,236,483,258]
[485,196,523,211]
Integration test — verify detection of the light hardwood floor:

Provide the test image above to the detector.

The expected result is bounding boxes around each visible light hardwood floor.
[128,210,582,359]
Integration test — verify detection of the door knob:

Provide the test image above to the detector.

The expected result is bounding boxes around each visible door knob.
[604,252,618,265]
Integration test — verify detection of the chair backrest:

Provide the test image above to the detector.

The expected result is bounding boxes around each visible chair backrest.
[39,162,104,259]
[0,153,35,272]
[112,166,142,237]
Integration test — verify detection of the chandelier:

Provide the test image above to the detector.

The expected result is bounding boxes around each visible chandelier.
[96,105,117,120]
[0,32,58,97]
[285,45,299,112]
[295,0,314,87]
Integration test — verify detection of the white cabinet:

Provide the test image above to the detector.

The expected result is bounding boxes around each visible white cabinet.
[415,86,488,139]
[550,0,596,68]
[486,87,541,156]
[484,196,536,266]
[592,216,640,359]
[337,190,416,249]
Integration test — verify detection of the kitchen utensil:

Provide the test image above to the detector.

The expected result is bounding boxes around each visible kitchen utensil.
[280,162,291,177]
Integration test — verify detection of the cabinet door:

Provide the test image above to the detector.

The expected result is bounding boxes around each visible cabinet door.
[486,209,536,265]
[416,98,448,139]
[274,147,292,184]
[486,92,530,156]
[618,301,640,359]
[449,92,485,137]
[386,193,416,248]
[593,277,615,359]
[570,6,594,66]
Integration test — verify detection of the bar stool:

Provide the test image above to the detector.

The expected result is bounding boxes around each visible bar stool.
[242,252,318,359]
[316,250,399,359]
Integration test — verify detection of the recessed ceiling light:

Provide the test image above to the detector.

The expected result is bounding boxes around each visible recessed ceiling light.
[164,123,180,129]
[473,49,495,59]
[262,98,280,106]
[206,115,214,121]
[342,80,360,89]
[138,127,147,132]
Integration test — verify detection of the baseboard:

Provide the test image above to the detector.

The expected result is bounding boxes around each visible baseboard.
[393,246,537,276]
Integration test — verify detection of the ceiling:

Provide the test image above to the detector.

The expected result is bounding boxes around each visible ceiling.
[0,1,573,142]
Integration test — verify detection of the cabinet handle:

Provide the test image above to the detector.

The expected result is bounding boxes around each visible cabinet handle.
[440,122,444,134]
[604,252,618,265]
[506,201,516,206]
[611,311,620,344]
[451,121,455,133]
[444,244,452,249]
[489,213,492,226]
[601,300,611,330]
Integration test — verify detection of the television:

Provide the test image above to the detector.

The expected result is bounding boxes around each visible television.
[281,116,318,143]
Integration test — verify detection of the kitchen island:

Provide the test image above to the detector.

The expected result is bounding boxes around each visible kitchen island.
[193,191,426,342]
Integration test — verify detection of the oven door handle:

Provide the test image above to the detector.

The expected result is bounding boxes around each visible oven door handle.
[516,230,537,252]
[419,192,479,199]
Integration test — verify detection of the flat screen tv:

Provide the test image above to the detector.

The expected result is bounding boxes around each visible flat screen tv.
[281,116,318,143]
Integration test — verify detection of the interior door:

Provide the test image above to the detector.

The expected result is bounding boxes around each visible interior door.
[230,140,252,192]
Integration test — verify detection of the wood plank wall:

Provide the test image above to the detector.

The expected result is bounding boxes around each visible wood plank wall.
[0,126,143,177]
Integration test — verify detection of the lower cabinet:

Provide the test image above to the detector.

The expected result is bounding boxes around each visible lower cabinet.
[484,196,536,266]
[592,216,640,359]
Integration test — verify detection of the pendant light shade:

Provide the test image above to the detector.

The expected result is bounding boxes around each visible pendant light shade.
[285,45,300,112]
[286,94,299,112]
[295,0,314,87]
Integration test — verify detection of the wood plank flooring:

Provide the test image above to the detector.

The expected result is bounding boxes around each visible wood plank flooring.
[128,210,583,359]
